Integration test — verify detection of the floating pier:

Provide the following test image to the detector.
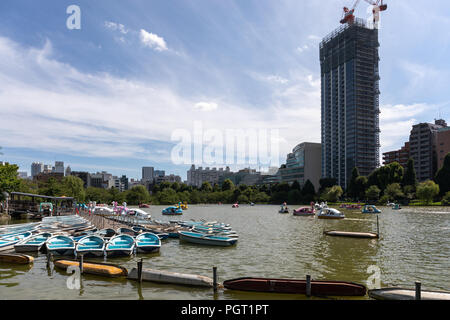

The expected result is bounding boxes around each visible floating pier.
[323,230,379,239]
[369,287,450,300]
[54,259,128,278]
[0,253,34,265]
[128,267,220,288]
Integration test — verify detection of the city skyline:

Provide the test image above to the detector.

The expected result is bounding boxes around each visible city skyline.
[0,1,449,181]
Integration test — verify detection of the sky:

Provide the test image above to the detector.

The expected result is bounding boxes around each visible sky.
[0,0,449,180]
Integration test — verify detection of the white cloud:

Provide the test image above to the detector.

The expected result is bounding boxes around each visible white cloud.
[194,102,218,112]
[104,21,128,34]
[139,29,168,52]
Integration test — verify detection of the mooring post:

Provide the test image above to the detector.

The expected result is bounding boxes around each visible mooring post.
[138,258,143,283]
[79,254,84,274]
[306,275,312,297]
[376,215,379,237]
[46,252,51,268]
[213,266,218,293]
[415,282,421,300]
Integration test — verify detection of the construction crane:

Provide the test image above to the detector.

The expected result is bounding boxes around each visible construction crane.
[340,0,387,25]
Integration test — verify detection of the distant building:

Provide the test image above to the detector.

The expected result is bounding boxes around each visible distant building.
[43,164,52,174]
[90,171,114,189]
[279,142,322,191]
[409,119,448,182]
[154,170,165,178]
[219,168,263,186]
[17,172,28,179]
[154,174,182,184]
[437,126,450,171]
[320,19,381,188]
[65,166,72,177]
[187,165,231,187]
[382,142,410,167]
[71,171,91,188]
[31,162,44,178]
[142,167,154,182]
[34,172,64,183]
[53,161,64,174]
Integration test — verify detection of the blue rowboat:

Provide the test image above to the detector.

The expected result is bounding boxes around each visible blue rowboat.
[105,234,135,257]
[191,227,239,239]
[46,235,76,256]
[135,232,161,253]
[131,226,169,240]
[162,206,183,215]
[14,233,52,253]
[76,235,105,257]
[179,231,238,247]
[0,231,33,252]
[362,205,381,214]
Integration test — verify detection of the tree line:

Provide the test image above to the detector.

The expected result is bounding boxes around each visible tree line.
[1,153,450,206]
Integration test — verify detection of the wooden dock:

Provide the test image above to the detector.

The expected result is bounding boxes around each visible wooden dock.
[78,212,130,231]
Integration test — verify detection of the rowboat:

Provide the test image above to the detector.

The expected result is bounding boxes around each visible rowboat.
[191,226,239,238]
[75,235,105,257]
[223,277,367,296]
[105,234,135,257]
[46,235,76,256]
[135,232,161,253]
[0,253,34,265]
[362,205,381,214]
[368,287,450,300]
[293,207,315,216]
[317,208,345,219]
[0,231,33,252]
[162,206,183,215]
[392,204,402,210]
[95,228,116,240]
[54,259,128,278]
[14,232,53,253]
[179,231,238,247]
[116,227,139,237]
[232,203,239,208]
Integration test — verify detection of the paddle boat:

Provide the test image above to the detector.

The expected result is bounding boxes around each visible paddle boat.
[315,202,328,210]
[279,204,289,213]
[139,203,151,208]
[105,234,135,257]
[250,202,255,206]
[162,206,183,215]
[362,205,381,214]
[175,202,188,210]
[135,232,161,253]
[75,235,105,257]
[39,202,54,216]
[0,231,33,252]
[317,208,345,219]
[14,232,53,253]
[392,203,402,210]
[127,208,151,219]
[46,235,76,256]
[232,203,239,208]
[179,231,238,247]
[293,207,316,216]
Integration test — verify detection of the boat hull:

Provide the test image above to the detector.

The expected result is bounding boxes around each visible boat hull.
[179,233,237,247]
[317,215,345,219]
[223,277,367,296]
[136,246,160,254]
[48,248,75,256]
[105,249,134,257]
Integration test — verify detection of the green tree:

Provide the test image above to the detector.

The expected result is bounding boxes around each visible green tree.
[441,191,450,206]
[354,176,368,200]
[402,158,417,189]
[368,162,404,192]
[221,179,235,191]
[325,185,343,202]
[347,167,360,200]
[435,153,450,196]
[301,180,316,203]
[85,187,110,203]
[385,183,404,201]
[108,187,125,204]
[319,178,337,194]
[416,180,439,204]
[0,162,20,200]
[39,177,65,197]
[288,189,302,204]
[126,185,150,205]
[291,180,301,191]
[200,181,213,193]
[62,176,85,201]
[366,185,381,201]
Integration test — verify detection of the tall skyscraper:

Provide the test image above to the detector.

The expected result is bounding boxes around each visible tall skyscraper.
[53,161,64,174]
[320,18,380,188]
[142,166,154,181]
[31,162,44,177]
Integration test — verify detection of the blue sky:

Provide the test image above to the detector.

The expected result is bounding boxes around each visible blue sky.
[0,0,449,180]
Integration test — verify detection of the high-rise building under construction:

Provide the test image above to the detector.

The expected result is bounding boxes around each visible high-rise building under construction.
[320,18,380,188]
